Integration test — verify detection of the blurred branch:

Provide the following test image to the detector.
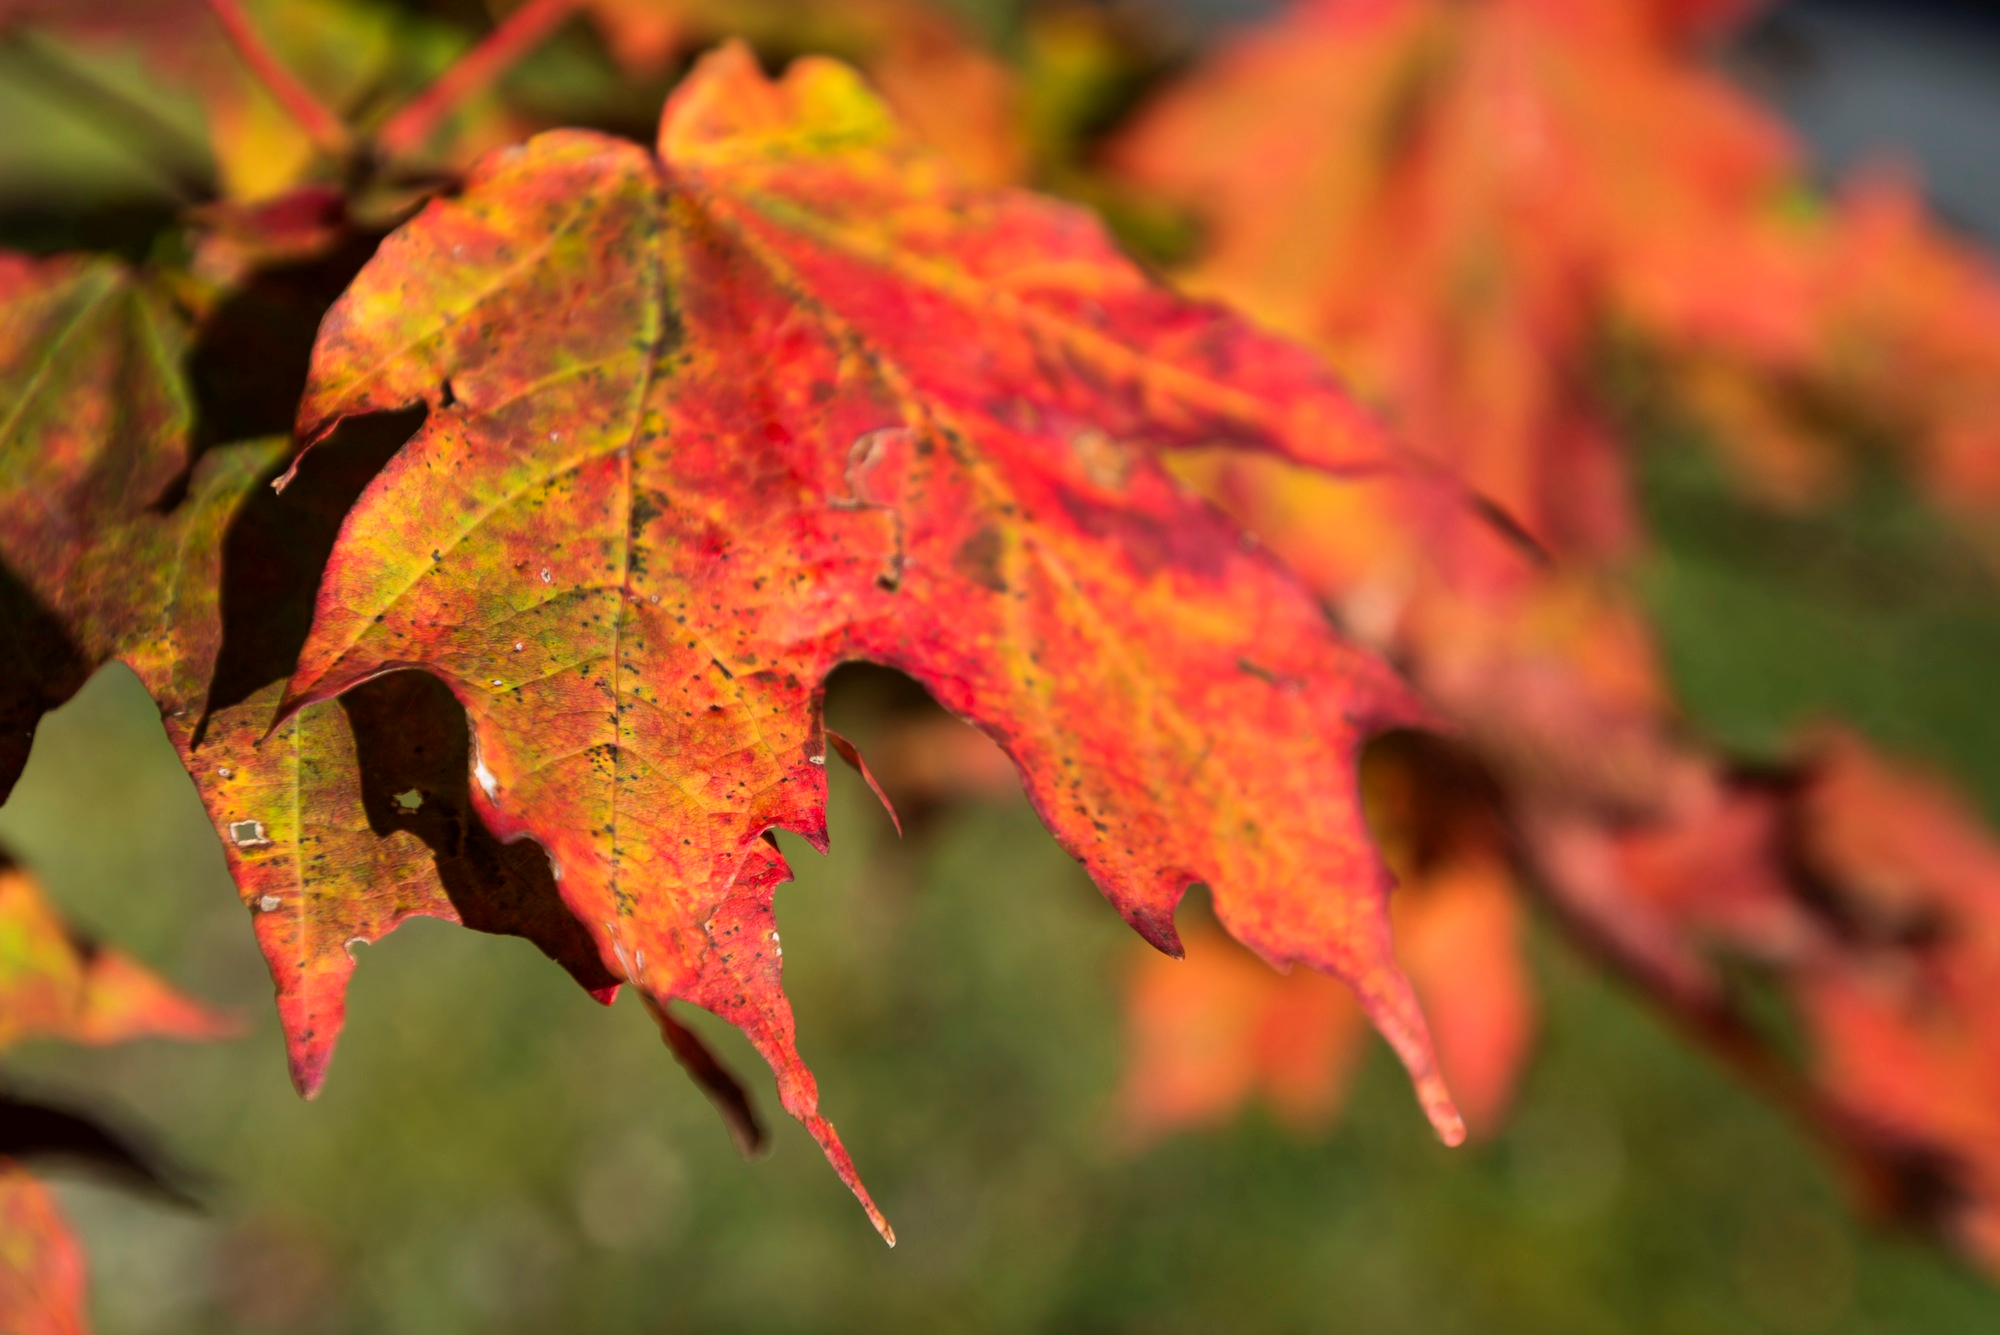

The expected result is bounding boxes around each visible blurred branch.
[376,0,580,161]
[203,0,352,162]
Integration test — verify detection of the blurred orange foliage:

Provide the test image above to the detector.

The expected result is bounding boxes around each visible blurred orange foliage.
[0,853,233,1333]
[1108,0,2000,1267]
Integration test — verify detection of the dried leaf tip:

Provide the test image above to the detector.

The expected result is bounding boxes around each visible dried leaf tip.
[1422,1079,1468,1149]
[826,730,903,837]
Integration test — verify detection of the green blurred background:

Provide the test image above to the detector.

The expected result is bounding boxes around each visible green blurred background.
[8,0,2000,1329]
[6,455,2000,1332]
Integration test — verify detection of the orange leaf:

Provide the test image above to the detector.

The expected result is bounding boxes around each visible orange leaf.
[283,45,1471,1237]
[0,853,231,1054]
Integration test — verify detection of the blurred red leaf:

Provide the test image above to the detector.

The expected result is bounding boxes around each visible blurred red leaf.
[578,0,1025,184]
[1530,735,2000,1263]
[0,852,230,1334]
[1109,0,2000,1271]
[0,1162,86,1335]
[1788,737,2000,1261]
[1112,0,2000,547]
[0,854,232,1054]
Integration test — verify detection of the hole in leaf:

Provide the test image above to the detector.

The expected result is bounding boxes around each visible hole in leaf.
[340,671,618,997]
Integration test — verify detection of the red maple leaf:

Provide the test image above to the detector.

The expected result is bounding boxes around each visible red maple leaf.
[274,44,1482,1239]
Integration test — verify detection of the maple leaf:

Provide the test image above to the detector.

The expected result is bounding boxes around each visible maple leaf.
[0,849,231,1335]
[282,42,1471,1238]
[0,250,723,1117]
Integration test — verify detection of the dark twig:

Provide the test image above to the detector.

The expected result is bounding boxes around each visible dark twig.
[0,1091,205,1210]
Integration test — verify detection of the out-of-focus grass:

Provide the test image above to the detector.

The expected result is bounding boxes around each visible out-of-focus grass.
[1641,443,2000,820]
[3,654,1999,1333]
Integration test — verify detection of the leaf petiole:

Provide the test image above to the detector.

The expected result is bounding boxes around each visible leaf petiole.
[202,0,353,162]
[374,0,581,161]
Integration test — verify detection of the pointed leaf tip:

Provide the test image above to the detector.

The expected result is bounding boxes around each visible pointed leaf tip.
[1369,964,1466,1147]
[285,1022,335,1101]
[800,1113,895,1246]
[826,730,903,837]
[1424,1082,1468,1148]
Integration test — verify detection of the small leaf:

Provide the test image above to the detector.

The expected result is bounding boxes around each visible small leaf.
[0,848,232,1054]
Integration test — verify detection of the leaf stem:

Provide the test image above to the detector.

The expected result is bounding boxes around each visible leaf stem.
[203,0,352,161]
[375,0,580,161]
